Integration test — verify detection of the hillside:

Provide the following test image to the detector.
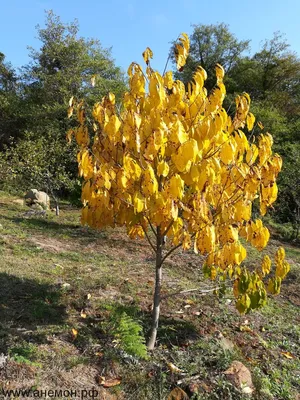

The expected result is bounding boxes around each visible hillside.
[0,192,299,399]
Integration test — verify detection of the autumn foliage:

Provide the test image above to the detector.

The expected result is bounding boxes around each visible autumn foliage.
[69,33,289,346]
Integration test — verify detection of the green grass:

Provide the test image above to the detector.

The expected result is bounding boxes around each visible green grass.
[0,191,299,399]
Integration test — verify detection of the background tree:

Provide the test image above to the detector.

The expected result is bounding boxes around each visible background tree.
[173,23,250,91]
[72,36,289,350]
[0,11,126,199]
[0,132,77,213]
[0,53,23,148]
[22,11,126,137]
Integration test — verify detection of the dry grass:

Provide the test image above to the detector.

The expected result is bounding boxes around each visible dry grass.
[0,191,299,399]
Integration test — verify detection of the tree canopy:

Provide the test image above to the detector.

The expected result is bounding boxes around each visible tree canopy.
[71,34,290,348]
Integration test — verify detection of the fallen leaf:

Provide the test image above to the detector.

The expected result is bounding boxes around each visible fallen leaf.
[87,293,92,300]
[193,311,201,316]
[281,351,295,359]
[240,325,252,332]
[167,362,184,374]
[260,326,266,332]
[98,376,105,385]
[80,310,87,318]
[184,299,195,305]
[167,387,189,400]
[98,377,121,388]
[71,328,78,339]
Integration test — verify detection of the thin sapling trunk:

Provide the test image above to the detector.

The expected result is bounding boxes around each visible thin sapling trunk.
[147,227,163,350]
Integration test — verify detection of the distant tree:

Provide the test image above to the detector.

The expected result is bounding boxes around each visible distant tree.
[231,32,300,114]
[1,11,127,200]
[0,53,23,148]
[0,132,78,213]
[173,23,250,91]
[272,143,300,238]
[22,10,126,137]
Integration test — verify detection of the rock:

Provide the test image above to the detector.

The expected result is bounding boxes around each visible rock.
[31,203,44,211]
[24,189,50,209]
[61,283,71,290]
[224,361,254,395]
[0,353,8,368]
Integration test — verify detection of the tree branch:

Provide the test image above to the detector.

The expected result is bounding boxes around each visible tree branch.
[146,217,157,238]
[161,286,220,300]
[161,232,196,265]
[162,219,174,237]
[142,225,156,254]
[161,242,183,265]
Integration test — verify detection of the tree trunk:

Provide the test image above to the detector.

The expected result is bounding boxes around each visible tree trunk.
[55,201,60,216]
[147,227,163,350]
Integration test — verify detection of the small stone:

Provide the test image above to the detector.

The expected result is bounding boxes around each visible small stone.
[61,283,71,290]
[0,353,8,368]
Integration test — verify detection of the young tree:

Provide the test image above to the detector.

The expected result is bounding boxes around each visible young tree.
[71,35,289,350]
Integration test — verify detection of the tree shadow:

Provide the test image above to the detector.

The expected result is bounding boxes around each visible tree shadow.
[0,272,66,354]
[83,301,200,352]
[120,303,200,347]
[0,213,108,241]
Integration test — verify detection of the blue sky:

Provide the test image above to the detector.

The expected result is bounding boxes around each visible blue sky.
[1,0,300,74]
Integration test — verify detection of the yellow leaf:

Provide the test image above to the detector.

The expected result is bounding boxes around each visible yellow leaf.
[258,121,264,130]
[236,294,251,314]
[164,71,173,89]
[67,106,73,119]
[215,63,225,81]
[261,255,271,276]
[220,141,235,165]
[172,139,198,172]
[175,33,190,70]
[80,310,87,318]
[246,112,255,131]
[267,276,281,295]
[142,47,153,64]
[157,161,169,177]
[133,192,145,213]
[66,129,74,144]
[169,174,184,200]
